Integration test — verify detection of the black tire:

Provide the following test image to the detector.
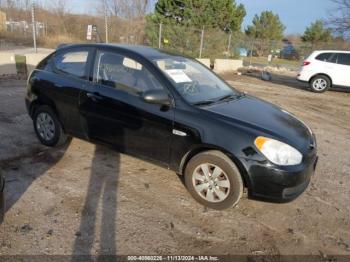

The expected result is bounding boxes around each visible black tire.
[184,150,243,210]
[33,105,68,147]
[310,75,331,93]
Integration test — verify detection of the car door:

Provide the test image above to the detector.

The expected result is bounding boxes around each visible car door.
[79,49,174,164]
[315,52,337,80]
[50,47,95,137]
[334,53,350,87]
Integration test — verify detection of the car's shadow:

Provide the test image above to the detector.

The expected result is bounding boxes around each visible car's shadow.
[2,138,121,258]
[1,141,71,212]
[72,145,120,260]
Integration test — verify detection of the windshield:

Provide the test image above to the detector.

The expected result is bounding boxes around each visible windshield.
[153,57,239,105]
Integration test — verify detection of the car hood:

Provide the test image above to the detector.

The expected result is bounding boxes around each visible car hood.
[204,95,313,151]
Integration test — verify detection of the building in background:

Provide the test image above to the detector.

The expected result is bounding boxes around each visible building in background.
[5,20,45,36]
[0,10,6,31]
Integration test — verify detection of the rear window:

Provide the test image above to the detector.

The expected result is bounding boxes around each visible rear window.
[315,53,337,63]
[54,50,89,78]
[337,53,350,66]
[36,54,53,71]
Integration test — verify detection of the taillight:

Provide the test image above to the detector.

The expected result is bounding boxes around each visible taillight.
[303,61,311,66]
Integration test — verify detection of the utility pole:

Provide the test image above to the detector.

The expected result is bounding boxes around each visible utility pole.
[227,32,232,57]
[104,0,109,43]
[249,39,254,66]
[31,1,37,53]
[199,26,204,58]
[158,23,162,49]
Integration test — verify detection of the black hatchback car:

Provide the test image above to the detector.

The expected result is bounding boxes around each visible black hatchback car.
[26,44,318,210]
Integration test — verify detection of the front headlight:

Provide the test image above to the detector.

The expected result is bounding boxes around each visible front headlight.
[254,136,303,166]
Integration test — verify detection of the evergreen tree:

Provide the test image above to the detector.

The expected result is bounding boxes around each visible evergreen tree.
[246,11,285,41]
[302,20,333,46]
[150,0,246,31]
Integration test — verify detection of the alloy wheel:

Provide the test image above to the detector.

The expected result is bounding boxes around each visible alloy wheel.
[313,78,327,91]
[192,163,231,203]
[36,112,55,141]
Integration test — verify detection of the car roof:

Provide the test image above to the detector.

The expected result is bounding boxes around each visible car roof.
[57,43,182,60]
[312,50,350,54]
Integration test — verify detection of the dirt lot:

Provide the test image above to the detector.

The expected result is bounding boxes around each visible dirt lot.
[0,74,349,256]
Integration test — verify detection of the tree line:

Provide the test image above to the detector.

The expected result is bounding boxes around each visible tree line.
[0,0,349,53]
[148,0,349,48]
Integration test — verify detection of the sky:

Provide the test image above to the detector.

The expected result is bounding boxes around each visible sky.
[236,0,334,35]
[66,0,336,35]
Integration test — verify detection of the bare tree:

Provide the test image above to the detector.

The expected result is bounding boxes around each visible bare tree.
[98,0,150,44]
[329,0,350,37]
[50,0,69,34]
[52,0,68,17]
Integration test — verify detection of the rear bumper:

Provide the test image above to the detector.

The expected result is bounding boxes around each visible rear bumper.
[297,78,308,84]
[240,153,318,203]
[297,74,310,83]
[296,67,314,82]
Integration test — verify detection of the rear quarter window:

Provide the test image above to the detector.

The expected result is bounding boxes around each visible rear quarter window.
[36,54,54,71]
[53,50,89,78]
[315,53,337,63]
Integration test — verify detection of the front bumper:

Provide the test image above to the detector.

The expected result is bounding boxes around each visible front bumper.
[240,153,318,203]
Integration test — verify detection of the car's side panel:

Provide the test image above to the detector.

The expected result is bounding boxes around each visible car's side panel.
[79,47,175,165]
[169,105,259,178]
[50,47,95,136]
[333,53,350,87]
[336,63,350,87]
[27,47,95,137]
[79,83,174,164]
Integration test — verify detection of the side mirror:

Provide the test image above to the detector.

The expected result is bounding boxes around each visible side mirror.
[142,89,171,106]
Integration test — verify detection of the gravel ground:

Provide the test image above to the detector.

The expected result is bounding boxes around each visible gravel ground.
[0,75,349,256]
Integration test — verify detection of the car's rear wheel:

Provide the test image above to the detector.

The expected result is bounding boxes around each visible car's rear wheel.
[184,150,243,210]
[310,75,331,93]
[33,105,68,147]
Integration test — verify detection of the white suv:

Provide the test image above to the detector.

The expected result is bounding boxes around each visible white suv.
[297,50,350,93]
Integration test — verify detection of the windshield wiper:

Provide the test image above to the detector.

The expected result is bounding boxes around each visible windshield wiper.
[217,94,236,102]
[218,94,235,102]
[193,100,216,106]
[217,93,245,103]
[193,93,245,107]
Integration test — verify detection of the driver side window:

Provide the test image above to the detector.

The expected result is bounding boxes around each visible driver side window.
[94,50,163,95]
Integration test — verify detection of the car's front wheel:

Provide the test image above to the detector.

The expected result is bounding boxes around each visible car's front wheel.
[184,151,244,210]
[310,75,331,93]
[33,105,68,147]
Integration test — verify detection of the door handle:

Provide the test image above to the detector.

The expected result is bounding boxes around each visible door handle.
[86,92,103,102]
